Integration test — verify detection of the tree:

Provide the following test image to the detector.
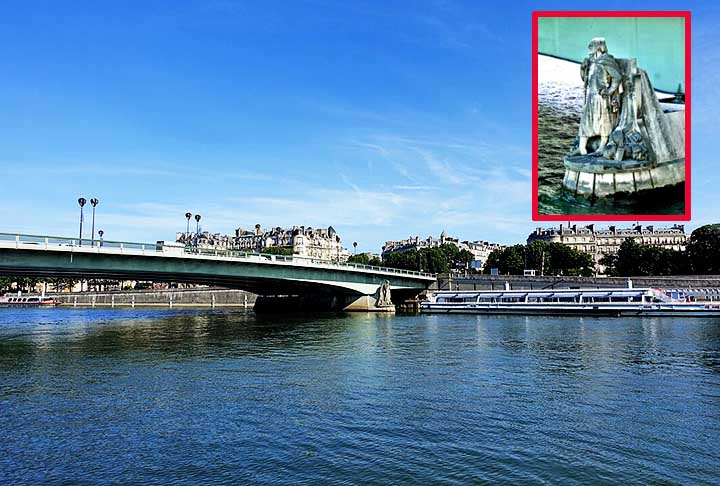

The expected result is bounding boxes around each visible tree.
[348,253,370,265]
[606,239,689,276]
[0,277,13,291]
[599,252,619,276]
[483,245,525,275]
[525,240,548,273]
[382,245,467,274]
[545,242,595,276]
[383,249,420,271]
[423,247,449,274]
[348,253,381,266]
[483,242,593,276]
[260,246,294,256]
[687,224,720,274]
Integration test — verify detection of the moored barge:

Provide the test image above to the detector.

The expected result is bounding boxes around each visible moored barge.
[0,294,61,308]
[420,288,720,317]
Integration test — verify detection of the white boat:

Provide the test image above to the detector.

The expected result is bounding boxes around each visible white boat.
[420,288,720,317]
[0,294,61,308]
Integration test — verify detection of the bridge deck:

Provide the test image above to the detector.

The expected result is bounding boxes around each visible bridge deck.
[0,233,435,296]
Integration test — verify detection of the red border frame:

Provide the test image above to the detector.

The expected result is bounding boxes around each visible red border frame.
[532,10,691,221]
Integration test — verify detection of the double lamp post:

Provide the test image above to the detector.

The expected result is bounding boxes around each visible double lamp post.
[77,197,101,246]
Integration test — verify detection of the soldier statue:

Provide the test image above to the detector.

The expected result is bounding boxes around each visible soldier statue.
[570,37,623,156]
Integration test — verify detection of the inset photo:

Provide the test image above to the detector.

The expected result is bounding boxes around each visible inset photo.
[532,11,690,220]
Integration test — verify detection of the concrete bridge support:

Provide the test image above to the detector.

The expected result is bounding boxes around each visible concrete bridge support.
[253,285,424,313]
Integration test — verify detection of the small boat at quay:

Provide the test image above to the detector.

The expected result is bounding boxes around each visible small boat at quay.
[420,288,720,317]
[0,294,61,308]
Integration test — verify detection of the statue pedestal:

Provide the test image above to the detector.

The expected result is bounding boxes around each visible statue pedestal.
[342,294,396,312]
[562,154,685,198]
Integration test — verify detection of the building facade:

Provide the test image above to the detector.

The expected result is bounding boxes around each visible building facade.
[527,224,687,265]
[177,224,348,261]
[382,231,505,270]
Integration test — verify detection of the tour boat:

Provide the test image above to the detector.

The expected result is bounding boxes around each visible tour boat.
[0,294,62,308]
[420,288,720,317]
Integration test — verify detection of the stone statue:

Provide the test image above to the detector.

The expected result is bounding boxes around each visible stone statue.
[561,37,685,198]
[375,280,393,307]
[571,38,622,156]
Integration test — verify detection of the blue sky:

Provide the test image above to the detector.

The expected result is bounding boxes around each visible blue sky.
[1,0,718,252]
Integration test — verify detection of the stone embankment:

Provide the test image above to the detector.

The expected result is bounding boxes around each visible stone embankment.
[50,287,256,308]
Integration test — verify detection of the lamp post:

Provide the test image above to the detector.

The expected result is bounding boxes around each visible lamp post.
[77,197,87,246]
[98,230,104,247]
[185,212,192,243]
[353,241,357,255]
[90,198,99,245]
[194,214,201,249]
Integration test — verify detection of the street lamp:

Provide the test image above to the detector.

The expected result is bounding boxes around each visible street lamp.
[185,212,192,241]
[77,197,87,246]
[353,241,357,255]
[98,230,104,247]
[194,214,201,249]
[90,198,99,245]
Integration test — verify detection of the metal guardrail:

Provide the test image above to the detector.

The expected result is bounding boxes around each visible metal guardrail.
[0,232,435,279]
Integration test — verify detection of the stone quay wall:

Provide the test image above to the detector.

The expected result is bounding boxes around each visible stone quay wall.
[50,287,257,308]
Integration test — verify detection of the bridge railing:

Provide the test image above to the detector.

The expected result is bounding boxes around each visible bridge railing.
[0,232,435,278]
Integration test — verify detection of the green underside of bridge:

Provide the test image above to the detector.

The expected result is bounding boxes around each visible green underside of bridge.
[0,248,429,298]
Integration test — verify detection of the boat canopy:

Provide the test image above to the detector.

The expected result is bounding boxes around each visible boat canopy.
[608,291,646,297]
[578,292,611,298]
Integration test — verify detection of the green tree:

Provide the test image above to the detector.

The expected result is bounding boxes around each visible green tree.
[525,240,548,272]
[347,253,371,265]
[348,253,381,266]
[545,242,595,276]
[484,245,525,275]
[383,249,420,271]
[599,252,619,276]
[422,247,449,274]
[687,224,720,274]
[0,277,13,291]
[609,239,688,276]
[261,246,294,256]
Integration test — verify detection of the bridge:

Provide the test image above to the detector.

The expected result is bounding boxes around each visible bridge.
[0,233,435,312]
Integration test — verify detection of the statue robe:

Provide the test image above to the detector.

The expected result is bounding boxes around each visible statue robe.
[579,54,622,138]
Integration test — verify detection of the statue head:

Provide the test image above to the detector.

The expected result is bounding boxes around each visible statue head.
[588,37,608,57]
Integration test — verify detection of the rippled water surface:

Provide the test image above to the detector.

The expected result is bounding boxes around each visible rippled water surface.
[537,57,685,216]
[1,308,719,484]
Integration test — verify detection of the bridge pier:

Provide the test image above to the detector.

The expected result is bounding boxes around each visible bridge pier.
[341,294,395,312]
[253,293,396,313]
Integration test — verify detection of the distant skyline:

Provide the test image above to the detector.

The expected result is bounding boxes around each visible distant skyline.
[2,1,719,253]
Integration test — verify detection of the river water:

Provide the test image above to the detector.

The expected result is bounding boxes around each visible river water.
[1,308,719,484]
